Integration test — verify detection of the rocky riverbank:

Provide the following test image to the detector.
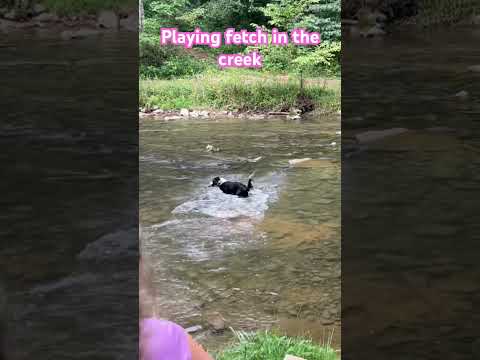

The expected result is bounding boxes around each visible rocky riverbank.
[0,2,137,35]
[342,0,480,38]
[139,107,340,122]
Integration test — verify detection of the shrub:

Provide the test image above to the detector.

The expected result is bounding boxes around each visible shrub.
[292,41,341,76]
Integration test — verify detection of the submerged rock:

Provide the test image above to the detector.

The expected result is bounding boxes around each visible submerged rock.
[355,128,408,144]
[35,12,58,22]
[468,65,480,72]
[185,325,203,334]
[289,158,312,165]
[164,115,182,121]
[97,10,118,29]
[32,3,47,15]
[453,90,469,99]
[119,13,138,32]
[205,312,226,332]
[61,28,100,40]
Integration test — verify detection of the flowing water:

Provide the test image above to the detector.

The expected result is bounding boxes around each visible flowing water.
[1,32,138,359]
[342,27,480,359]
[140,114,341,351]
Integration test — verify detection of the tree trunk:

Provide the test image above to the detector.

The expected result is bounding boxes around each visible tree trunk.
[139,0,144,32]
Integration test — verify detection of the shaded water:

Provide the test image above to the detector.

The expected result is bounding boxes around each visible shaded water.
[1,32,138,359]
[140,115,341,351]
[342,27,480,359]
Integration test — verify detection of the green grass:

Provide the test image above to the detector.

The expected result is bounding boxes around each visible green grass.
[39,0,135,15]
[216,331,338,360]
[139,70,340,112]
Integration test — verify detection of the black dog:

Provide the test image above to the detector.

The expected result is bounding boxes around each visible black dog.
[210,176,253,198]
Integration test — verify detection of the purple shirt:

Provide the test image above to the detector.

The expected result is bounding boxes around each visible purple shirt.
[140,318,192,360]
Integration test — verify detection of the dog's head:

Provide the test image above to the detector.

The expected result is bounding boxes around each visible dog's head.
[210,176,221,187]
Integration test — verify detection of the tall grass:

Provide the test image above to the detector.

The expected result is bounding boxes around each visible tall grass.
[217,330,338,360]
[139,72,340,112]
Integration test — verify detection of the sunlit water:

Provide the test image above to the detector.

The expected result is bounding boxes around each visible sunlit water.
[140,115,341,351]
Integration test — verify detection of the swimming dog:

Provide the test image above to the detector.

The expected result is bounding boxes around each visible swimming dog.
[210,176,253,198]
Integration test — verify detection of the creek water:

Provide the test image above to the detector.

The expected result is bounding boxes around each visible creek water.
[140,114,341,351]
[342,27,480,359]
[1,32,138,359]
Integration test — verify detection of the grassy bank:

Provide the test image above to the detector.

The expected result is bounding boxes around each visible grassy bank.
[216,331,338,360]
[139,70,340,113]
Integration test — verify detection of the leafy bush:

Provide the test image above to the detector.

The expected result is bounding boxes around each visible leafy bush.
[140,36,175,69]
[262,0,340,41]
[246,44,299,72]
[293,41,341,76]
[140,35,214,79]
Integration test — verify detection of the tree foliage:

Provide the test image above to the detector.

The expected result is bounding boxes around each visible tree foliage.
[262,0,340,41]
[141,0,341,78]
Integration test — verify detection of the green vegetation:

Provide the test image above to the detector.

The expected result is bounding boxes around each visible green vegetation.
[140,70,340,112]
[217,331,338,360]
[140,0,341,79]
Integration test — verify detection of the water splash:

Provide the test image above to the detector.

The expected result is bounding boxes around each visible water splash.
[172,173,283,219]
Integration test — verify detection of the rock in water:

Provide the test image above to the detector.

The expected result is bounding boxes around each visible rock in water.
[35,12,58,22]
[284,356,307,360]
[453,90,469,99]
[120,14,138,32]
[61,29,100,40]
[206,312,226,332]
[355,128,408,144]
[468,65,480,72]
[32,3,47,15]
[97,10,118,29]
[185,325,203,334]
[289,158,312,165]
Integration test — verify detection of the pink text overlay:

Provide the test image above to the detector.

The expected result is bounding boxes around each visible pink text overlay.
[159,27,321,68]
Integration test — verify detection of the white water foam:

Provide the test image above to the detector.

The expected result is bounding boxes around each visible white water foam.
[142,173,283,261]
[172,173,283,219]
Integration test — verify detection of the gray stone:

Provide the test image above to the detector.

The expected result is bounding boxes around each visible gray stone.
[61,28,100,40]
[185,325,203,333]
[97,10,118,29]
[4,10,18,20]
[284,356,306,360]
[468,65,480,72]
[289,158,312,165]
[35,12,58,22]
[164,115,182,121]
[206,312,226,332]
[355,128,408,144]
[180,108,190,117]
[119,13,138,32]
[32,3,47,15]
[362,25,386,37]
[453,90,469,99]
[288,114,301,120]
